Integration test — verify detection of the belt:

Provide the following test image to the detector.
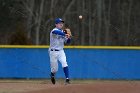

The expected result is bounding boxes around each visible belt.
[50,49,59,51]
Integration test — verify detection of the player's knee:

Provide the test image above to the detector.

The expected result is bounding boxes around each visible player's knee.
[62,62,68,68]
[51,68,58,73]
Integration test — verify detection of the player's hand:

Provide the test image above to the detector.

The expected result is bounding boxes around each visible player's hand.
[65,34,71,38]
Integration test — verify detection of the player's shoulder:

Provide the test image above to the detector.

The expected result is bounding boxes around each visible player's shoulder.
[52,28,61,32]
[51,28,61,33]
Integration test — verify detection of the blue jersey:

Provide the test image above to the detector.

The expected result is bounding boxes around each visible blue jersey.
[49,28,70,50]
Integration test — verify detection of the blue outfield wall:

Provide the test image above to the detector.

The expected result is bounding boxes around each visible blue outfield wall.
[0,48,140,79]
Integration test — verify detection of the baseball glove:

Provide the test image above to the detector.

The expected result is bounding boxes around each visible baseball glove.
[63,28,72,38]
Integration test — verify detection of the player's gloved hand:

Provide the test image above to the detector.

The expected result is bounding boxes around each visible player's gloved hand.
[65,34,71,38]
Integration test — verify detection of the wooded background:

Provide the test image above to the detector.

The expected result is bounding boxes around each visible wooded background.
[0,0,139,45]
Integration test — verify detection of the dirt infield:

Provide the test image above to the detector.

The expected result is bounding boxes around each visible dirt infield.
[0,80,140,93]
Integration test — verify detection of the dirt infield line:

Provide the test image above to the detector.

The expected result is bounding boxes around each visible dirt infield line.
[0,80,140,93]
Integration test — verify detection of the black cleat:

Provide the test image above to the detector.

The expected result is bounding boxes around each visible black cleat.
[50,73,55,84]
[65,79,70,85]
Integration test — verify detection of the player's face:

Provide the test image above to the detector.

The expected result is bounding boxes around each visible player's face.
[55,22,64,29]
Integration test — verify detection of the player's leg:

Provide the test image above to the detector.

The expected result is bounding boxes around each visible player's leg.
[58,50,70,84]
[49,51,58,84]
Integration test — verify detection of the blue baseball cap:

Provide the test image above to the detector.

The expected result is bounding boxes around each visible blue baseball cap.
[55,18,64,24]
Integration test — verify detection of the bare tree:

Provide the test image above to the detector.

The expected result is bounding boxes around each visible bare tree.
[22,0,35,39]
[96,0,102,45]
[81,0,85,45]
[125,0,133,45]
[1,0,140,45]
[88,0,92,45]
[103,0,111,45]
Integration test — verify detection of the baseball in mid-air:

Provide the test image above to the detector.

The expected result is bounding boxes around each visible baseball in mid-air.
[79,15,83,19]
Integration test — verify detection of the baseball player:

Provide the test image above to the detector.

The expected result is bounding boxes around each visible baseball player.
[49,18,71,84]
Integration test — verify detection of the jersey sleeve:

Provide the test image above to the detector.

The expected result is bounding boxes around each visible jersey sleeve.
[52,30,65,36]
[64,37,71,44]
[66,38,71,44]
